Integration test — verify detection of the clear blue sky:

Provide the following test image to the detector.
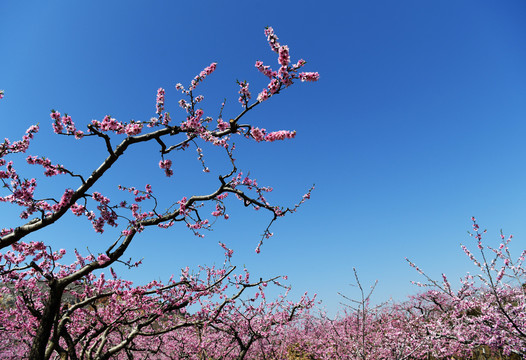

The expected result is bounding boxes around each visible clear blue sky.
[1,1,526,315]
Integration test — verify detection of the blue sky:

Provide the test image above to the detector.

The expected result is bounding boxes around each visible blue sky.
[1,1,526,315]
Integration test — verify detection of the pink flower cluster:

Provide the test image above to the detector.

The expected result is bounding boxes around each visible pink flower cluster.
[189,62,217,91]
[255,60,277,79]
[97,253,111,265]
[181,109,204,130]
[211,203,228,219]
[159,159,173,177]
[178,98,192,113]
[257,89,270,102]
[218,242,234,258]
[250,127,266,142]
[90,115,143,137]
[92,115,124,133]
[26,155,67,177]
[0,161,40,218]
[254,28,318,104]
[162,112,171,125]
[124,122,143,136]
[187,219,209,231]
[50,111,84,139]
[177,196,187,216]
[264,26,281,53]
[0,228,13,237]
[278,45,290,66]
[237,80,251,106]
[0,125,39,157]
[52,188,75,212]
[156,87,165,115]
[89,191,118,233]
[70,203,86,216]
[217,118,230,131]
[118,184,153,202]
[299,72,320,82]
[250,127,296,142]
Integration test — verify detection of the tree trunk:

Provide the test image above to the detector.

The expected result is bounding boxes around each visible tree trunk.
[28,281,65,360]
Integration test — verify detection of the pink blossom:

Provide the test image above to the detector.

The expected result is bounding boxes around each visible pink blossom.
[299,72,320,82]
[156,87,165,115]
[178,196,187,215]
[97,253,111,265]
[255,60,277,78]
[70,203,86,216]
[268,79,280,94]
[217,119,230,131]
[159,159,173,177]
[237,80,251,106]
[124,122,143,136]
[250,127,266,142]
[265,130,296,142]
[264,26,280,53]
[257,89,270,102]
[189,62,217,91]
[0,228,13,237]
[278,45,290,66]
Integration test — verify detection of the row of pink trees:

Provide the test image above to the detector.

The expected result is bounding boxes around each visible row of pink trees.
[0,27,319,359]
[275,218,525,359]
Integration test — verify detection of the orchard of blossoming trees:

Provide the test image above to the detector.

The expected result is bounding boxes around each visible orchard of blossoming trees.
[1,28,526,360]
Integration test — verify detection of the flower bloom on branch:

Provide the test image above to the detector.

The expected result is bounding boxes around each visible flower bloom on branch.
[0,90,4,100]
[278,66,292,87]
[250,127,296,142]
[218,242,234,258]
[0,228,13,237]
[278,45,290,66]
[293,59,306,70]
[264,26,280,52]
[255,60,277,78]
[178,99,192,112]
[51,110,63,133]
[159,159,173,177]
[189,62,217,91]
[70,203,86,216]
[50,111,84,139]
[92,192,110,205]
[0,125,39,156]
[162,112,171,125]
[177,196,187,216]
[299,72,320,82]
[257,89,270,102]
[250,127,266,142]
[237,80,251,106]
[217,118,229,131]
[156,87,165,115]
[26,156,67,177]
[93,115,125,134]
[51,189,75,212]
[268,79,280,95]
[266,130,296,142]
[124,122,143,136]
[181,109,204,130]
[97,253,110,265]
